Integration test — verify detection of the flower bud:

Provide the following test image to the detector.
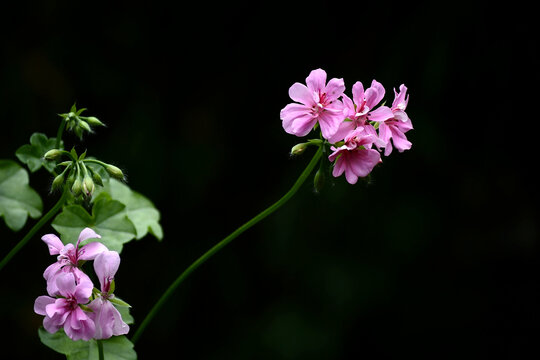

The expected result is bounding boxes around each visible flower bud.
[83,176,95,197]
[290,143,308,156]
[43,149,62,160]
[313,169,325,193]
[105,164,124,180]
[51,173,65,192]
[71,177,83,196]
[85,116,104,127]
[92,171,104,187]
[78,120,92,132]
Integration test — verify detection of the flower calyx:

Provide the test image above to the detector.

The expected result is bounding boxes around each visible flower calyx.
[58,103,105,140]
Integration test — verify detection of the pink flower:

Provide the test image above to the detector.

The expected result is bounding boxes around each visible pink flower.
[34,272,95,341]
[88,250,129,339]
[280,68,345,140]
[328,80,394,144]
[375,84,413,156]
[328,128,383,184]
[42,228,107,296]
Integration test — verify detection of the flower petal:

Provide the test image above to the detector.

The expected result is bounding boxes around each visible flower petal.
[78,241,108,261]
[324,78,345,102]
[365,80,385,109]
[55,272,77,297]
[306,68,327,93]
[368,106,394,122]
[41,234,64,255]
[76,228,101,249]
[351,82,365,107]
[288,83,315,106]
[94,251,121,293]
[34,295,55,316]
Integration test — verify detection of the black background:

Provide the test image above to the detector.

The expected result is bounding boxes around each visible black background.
[1,1,538,359]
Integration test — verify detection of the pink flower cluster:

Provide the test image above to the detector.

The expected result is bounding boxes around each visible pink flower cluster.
[280,69,413,184]
[34,228,129,341]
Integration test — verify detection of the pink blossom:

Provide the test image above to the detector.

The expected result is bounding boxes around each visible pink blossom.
[374,84,413,156]
[42,228,107,296]
[328,80,394,144]
[328,128,383,184]
[34,272,95,341]
[280,68,345,140]
[88,250,129,339]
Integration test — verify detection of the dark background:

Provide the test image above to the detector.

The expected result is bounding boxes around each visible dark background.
[1,1,538,359]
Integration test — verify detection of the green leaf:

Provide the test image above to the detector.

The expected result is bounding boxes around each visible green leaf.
[51,195,137,252]
[114,301,134,325]
[38,328,137,360]
[15,132,62,173]
[95,179,163,241]
[0,160,43,231]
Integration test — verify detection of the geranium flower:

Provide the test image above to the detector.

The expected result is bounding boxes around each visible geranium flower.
[88,250,129,339]
[42,228,107,296]
[280,68,345,140]
[328,128,383,184]
[34,272,95,341]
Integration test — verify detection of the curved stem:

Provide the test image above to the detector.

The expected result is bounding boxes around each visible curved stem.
[0,187,69,272]
[56,119,66,149]
[131,146,323,344]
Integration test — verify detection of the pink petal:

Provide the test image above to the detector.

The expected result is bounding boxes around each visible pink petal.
[78,241,108,261]
[331,153,347,177]
[390,128,412,152]
[41,234,64,255]
[46,298,69,318]
[306,68,327,93]
[34,295,55,316]
[368,106,394,122]
[349,149,380,178]
[365,80,385,109]
[43,315,63,334]
[89,299,129,339]
[318,111,343,140]
[64,308,95,341]
[351,82,365,107]
[94,251,121,293]
[288,114,317,137]
[280,103,312,128]
[76,228,101,249]
[55,273,77,297]
[324,78,345,102]
[43,261,63,282]
[288,83,316,106]
[327,120,355,144]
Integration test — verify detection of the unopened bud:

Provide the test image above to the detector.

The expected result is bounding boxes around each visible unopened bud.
[83,176,95,197]
[51,173,65,191]
[71,177,83,196]
[290,143,309,156]
[43,149,62,160]
[105,164,124,180]
[85,116,104,127]
[78,120,92,132]
[313,169,325,193]
[92,171,104,187]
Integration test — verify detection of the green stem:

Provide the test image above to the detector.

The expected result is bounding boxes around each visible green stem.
[97,339,104,360]
[0,187,69,272]
[131,146,323,344]
[56,119,66,149]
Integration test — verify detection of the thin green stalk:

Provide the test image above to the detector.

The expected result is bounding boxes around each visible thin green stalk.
[97,340,104,360]
[131,146,323,344]
[0,187,69,272]
[56,119,66,149]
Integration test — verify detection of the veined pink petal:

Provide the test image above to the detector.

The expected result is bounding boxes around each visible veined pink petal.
[41,234,64,255]
[43,261,63,282]
[378,122,392,145]
[393,110,411,124]
[349,149,380,178]
[64,308,95,341]
[327,120,355,144]
[43,314,63,334]
[324,78,345,102]
[344,163,359,184]
[306,68,327,93]
[365,80,385,109]
[89,298,129,339]
[76,228,101,249]
[288,83,316,106]
[55,273,77,297]
[280,103,311,123]
[368,106,394,122]
[78,241,108,261]
[351,82,365,107]
[392,84,408,109]
[332,155,347,178]
[288,114,317,137]
[45,298,69,318]
[390,127,412,152]
[318,111,343,140]
[34,296,55,316]
[94,251,121,293]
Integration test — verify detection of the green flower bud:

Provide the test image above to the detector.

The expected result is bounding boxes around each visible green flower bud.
[43,149,62,160]
[92,171,104,187]
[313,168,325,193]
[290,143,309,156]
[84,116,104,127]
[71,177,83,196]
[51,173,65,192]
[83,176,95,197]
[105,164,124,180]
[78,120,92,132]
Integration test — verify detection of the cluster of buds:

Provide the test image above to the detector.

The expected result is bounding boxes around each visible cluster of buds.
[44,148,124,198]
[58,104,105,139]
[281,68,413,185]
[34,228,130,341]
